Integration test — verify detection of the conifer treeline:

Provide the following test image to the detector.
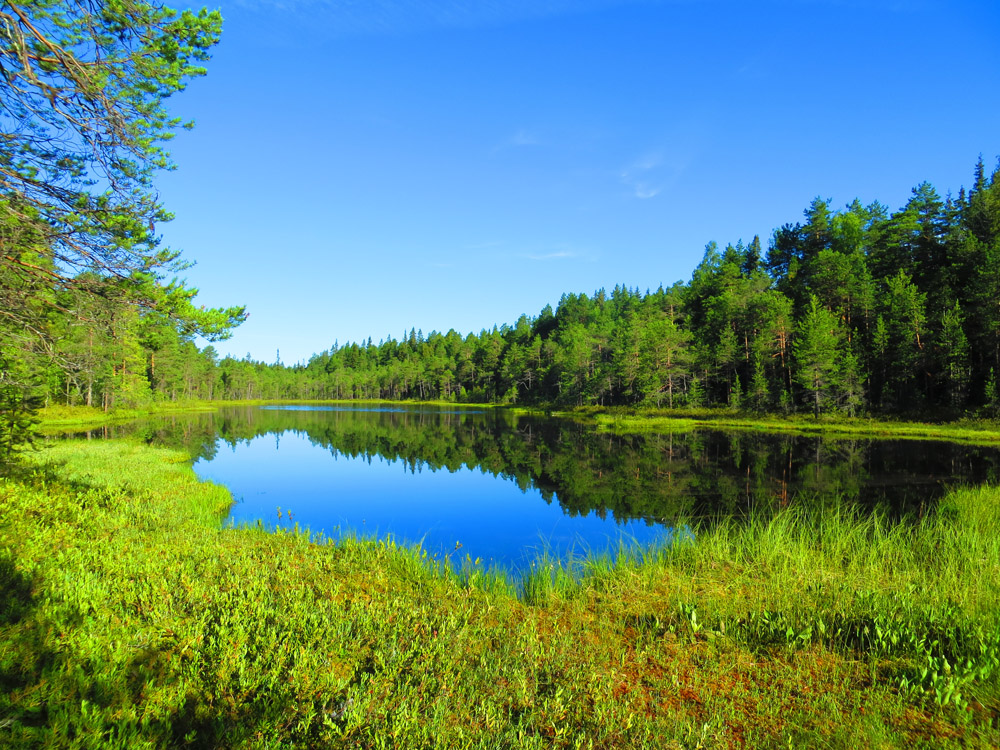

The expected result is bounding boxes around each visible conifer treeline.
[28,157,1000,417]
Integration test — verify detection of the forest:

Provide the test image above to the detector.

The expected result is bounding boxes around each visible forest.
[0,0,243,455]
[1,0,998,429]
[7,157,1000,420]
[4,4,1000,746]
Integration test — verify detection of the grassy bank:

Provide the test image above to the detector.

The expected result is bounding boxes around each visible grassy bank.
[574,407,1000,444]
[36,400,496,434]
[37,401,1000,445]
[1,440,998,747]
[36,402,221,432]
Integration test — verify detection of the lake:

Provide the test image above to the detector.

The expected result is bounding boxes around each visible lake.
[96,405,1000,569]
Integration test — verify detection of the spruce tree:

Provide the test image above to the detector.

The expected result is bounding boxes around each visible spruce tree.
[794,296,842,417]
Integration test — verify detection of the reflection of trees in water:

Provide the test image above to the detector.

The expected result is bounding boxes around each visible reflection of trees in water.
[102,407,1000,526]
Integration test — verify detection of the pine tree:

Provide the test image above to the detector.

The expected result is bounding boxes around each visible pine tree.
[794,296,842,417]
[729,374,743,412]
[836,345,864,417]
[686,377,704,409]
[938,301,970,409]
[889,271,927,406]
[749,354,770,413]
[984,368,1000,418]
[639,316,691,408]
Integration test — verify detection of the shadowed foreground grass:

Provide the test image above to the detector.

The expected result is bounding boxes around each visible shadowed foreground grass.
[1,440,999,748]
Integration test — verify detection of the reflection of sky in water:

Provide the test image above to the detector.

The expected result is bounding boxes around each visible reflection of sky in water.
[194,430,670,570]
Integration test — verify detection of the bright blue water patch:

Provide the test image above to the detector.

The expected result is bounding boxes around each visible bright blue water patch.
[193,430,670,570]
[150,404,1000,572]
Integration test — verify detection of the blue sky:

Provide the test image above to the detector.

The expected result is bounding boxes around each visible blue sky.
[157,0,1000,365]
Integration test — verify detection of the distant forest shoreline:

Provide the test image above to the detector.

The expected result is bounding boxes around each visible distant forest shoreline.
[26,157,1000,419]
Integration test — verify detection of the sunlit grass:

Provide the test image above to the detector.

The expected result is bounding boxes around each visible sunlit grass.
[1,439,998,748]
[39,400,1000,445]
[36,399,498,435]
[587,407,1000,444]
[36,402,220,433]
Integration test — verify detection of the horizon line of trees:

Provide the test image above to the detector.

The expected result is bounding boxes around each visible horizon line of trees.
[3,5,998,468]
[33,155,1000,420]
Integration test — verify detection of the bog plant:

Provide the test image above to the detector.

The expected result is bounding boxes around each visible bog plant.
[1,439,998,748]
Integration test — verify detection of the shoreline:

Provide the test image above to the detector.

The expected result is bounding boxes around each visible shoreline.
[1,437,997,746]
[37,400,1000,445]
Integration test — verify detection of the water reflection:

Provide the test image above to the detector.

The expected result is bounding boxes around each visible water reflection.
[76,406,1000,567]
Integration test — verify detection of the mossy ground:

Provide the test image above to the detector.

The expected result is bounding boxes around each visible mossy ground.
[1,438,998,748]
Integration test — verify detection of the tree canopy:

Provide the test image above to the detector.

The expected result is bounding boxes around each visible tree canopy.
[0,0,244,328]
[1,0,245,456]
[2,6,999,428]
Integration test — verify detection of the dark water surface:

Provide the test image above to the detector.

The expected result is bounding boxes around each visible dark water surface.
[93,405,1000,569]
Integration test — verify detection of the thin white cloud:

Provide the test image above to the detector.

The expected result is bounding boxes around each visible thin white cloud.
[491,128,542,154]
[517,241,599,261]
[510,129,540,146]
[630,151,663,172]
[522,250,577,261]
[620,150,664,199]
[632,183,661,199]
[618,140,701,199]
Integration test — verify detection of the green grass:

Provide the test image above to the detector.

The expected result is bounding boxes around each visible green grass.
[581,406,1000,444]
[1,439,999,748]
[38,400,1000,445]
[36,400,497,434]
[36,402,220,432]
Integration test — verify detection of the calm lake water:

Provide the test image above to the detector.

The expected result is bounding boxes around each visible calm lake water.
[100,405,1000,569]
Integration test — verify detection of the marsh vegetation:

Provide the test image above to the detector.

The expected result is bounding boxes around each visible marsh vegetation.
[2,416,999,747]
